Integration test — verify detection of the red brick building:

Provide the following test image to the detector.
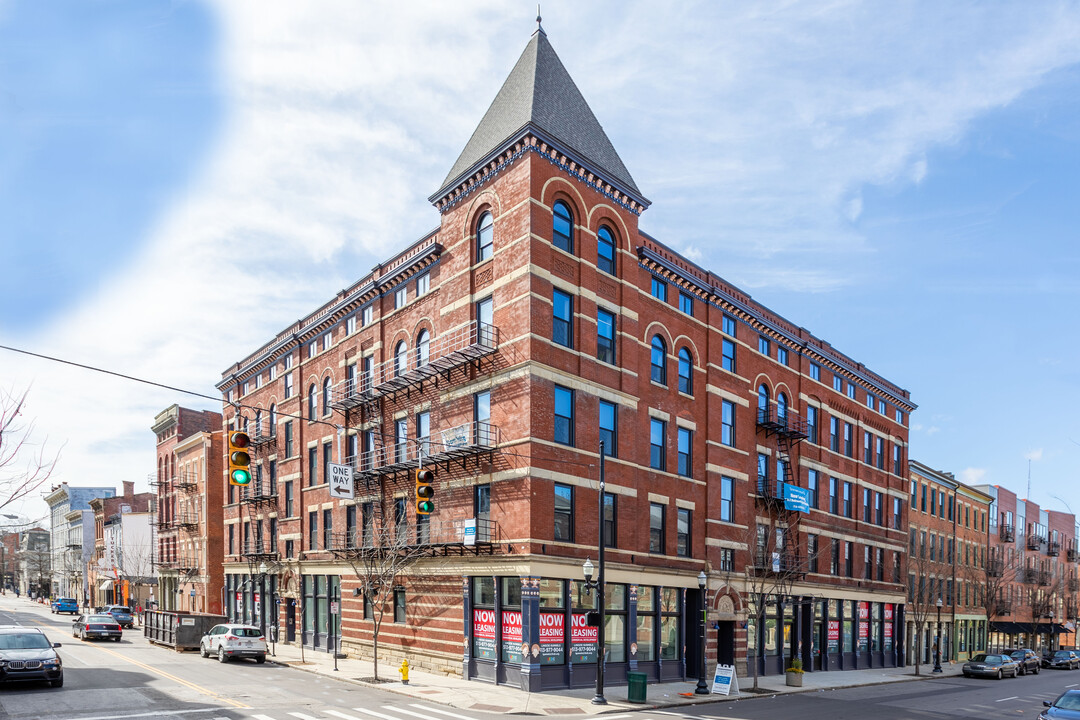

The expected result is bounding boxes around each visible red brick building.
[981,485,1080,653]
[215,28,914,688]
[151,404,223,612]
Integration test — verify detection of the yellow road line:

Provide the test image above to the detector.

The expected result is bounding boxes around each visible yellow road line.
[80,643,250,709]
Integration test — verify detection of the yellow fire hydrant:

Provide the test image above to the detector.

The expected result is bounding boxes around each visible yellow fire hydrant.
[399,658,410,685]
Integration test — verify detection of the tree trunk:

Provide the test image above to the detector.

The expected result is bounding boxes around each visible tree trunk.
[373,623,380,681]
[913,626,921,675]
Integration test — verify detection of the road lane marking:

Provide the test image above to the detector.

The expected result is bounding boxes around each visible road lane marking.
[327,712,368,720]
[56,710,224,720]
[386,707,478,720]
[995,696,1018,702]
[1068,683,1079,687]
[253,716,278,720]
[406,706,480,720]
[289,714,325,720]
[601,716,633,719]
[77,644,250,709]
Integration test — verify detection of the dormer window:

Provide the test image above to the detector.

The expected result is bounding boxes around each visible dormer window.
[553,201,573,253]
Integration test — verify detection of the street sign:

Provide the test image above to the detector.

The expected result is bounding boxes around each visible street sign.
[189,589,195,597]
[328,463,354,499]
[462,518,477,546]
[330,601,339,615]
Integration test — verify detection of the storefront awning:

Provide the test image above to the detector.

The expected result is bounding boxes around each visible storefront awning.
[991,620,1067,635]
[99,580,113,591]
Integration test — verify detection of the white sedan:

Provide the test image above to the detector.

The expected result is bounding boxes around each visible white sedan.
[199,624,267,664]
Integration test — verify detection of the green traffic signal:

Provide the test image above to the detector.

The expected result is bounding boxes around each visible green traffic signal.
[231,468,251,485]
[417,500,434,514]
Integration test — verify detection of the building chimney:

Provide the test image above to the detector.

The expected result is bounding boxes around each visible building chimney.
[123,480,135,500]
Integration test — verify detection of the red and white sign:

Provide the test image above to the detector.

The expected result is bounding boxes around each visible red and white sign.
[570,612,599,663]
[539,613,565,664]
[472,608,497,660]
[884,604,894,621]
[501,611,522,644]
[827,620,840,642]
[858,602,869,620]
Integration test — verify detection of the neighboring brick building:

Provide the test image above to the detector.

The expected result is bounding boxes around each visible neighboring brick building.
[979,485,1080,653]
[215,28,914,689]
[151,404,223,611]
[904,461,991,666]
[88,481,155,608]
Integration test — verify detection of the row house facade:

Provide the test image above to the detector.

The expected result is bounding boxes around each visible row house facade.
[905,462,993,666]
[151,404,223,612]
[213,29,914,690]
[44,483,116,599]
[979,485,1080,653]
[87,481,155,608]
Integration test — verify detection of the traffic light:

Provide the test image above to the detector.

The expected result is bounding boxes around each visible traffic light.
[228,430,252,486]
[415,468,435,515]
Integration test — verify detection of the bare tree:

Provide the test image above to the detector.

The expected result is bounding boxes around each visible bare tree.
[966,545,1022,651]
[741,518,819,691]
[0,387,61,511]
[21,547,52,598]
[336,512,431,681]
[905,528,954,676]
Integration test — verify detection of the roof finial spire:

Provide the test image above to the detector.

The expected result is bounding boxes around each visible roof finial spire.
[535,4,545,35]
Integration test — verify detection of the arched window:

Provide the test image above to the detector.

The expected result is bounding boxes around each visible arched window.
[254,409,262,438]
[777,392,788,425]
[322,377,331,416]
[597,226,615,275]
[394,341,408,377]
[477,212,494,261]
[269,404,276,436]
[757,384,770,423]
[650,335,667,385]
[553,201,573,253]
[416,329,430,367]
[678,347,693,395]
[308,384,316,420]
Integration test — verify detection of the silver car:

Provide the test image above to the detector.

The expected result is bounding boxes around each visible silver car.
[200,624,267,664]
[963,653,1020,679]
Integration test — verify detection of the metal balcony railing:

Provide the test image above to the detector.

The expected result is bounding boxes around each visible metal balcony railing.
[239,482,278,504]
[238,544,279,561]
[1069,548,1080,563]
[1000,525,1015,542]
[328,517,497,556]
[1048,541,1062,557]
[248,416,276,447]
[345,421,498,477]
[330,320,498,409]
[174,514,199,530]
[993,601,1011,617]
[752,551,801,575]
[1069,578,1079,593]
[1028,535,1045,551]
[755,407,809,440]
[174,470,198,491]
[1024,567,1040,584]
[987,559,1003,577]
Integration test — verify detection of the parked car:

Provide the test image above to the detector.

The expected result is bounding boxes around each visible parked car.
[1010,648,1043,675]
[200,624,267,664]
[72,614,122,642]
[102,605,135,629]
[963,653,1021,679]
[1047,650,1080,670]
[50,598,78,615]
[0,627,64,688]
[1042,689,1080,719]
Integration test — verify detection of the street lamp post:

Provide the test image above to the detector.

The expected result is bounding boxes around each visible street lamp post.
[695,570,709,694]
[582,439,608,706]
[933,598,943,673]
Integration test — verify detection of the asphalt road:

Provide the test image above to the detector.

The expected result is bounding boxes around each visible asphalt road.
[2,595,1076,720]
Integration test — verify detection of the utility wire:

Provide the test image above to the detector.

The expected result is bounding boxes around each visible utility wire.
[1,343,599,470]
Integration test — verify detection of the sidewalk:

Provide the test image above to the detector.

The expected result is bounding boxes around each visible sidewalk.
[263,640,965,715]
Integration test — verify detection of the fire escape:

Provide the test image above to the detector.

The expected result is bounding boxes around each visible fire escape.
[240,414,280,563]
[172,469,200,578]
[328,319,502,559]
[755,400,809,576]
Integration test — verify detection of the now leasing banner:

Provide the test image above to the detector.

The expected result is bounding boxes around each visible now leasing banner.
[501,610,523,664]
[539,613,565,665]
[570,613,598,664]
[472,608,496,660]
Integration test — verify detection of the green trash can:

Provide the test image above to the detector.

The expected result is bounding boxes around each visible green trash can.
[627,671,648,703]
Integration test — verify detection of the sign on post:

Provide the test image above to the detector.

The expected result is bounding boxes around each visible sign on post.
[328,463,354,499]
[330,601,340,615]
[462,518,477,546]
[711,663,740,695]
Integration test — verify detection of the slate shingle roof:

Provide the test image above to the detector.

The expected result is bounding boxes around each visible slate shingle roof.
[435,30,642,202]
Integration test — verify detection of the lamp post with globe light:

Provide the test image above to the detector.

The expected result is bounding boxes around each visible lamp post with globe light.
[695,570,709,694]
[933,597,943,673]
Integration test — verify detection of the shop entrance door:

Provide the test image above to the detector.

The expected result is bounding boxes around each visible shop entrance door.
[716,621,735,666]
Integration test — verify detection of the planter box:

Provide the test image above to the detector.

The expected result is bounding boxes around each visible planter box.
[785,671,803,687]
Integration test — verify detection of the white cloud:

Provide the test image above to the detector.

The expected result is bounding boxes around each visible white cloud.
[1025,449,1044,461]
[960,468,987,485]
[5,1,1080,517]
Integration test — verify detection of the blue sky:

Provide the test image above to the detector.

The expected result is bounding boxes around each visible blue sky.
[1,0,1079,522]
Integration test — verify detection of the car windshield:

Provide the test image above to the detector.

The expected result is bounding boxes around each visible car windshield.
[1009,651,1025,658]
[1055,651,1072,658]
[972,654,999,663]
[232,628,262,637]
[1056,694,1080,711]
[0,633,51,650]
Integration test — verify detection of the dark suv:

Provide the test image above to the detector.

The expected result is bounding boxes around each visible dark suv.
[1008,648,1042,675]
[102,605,135,629]
[0,627,64,687]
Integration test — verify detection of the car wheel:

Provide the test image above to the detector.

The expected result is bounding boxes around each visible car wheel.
[50,675,63,688]
[1034,665,1040,675]
[1019,665,1026,676]
[200,643,209,658]
[114,636,121,643]
[963,672,970,678]
[218,646,228,663]
[255,655,266,664]
[997,670,1003,680]
[80,629,86,641]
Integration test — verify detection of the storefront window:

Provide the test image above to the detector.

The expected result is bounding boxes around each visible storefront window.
[473,577,495,606]
[660,587,681,660]
[883,603,894,650]
[871,603,881,652]
[570,581,598,664]
[538,579,564,609]
[500,577,522,664]
[747,601,757,653]
[606,583,627,611]
[638,586,655,613]
[571,581,597,611]
[827,599,839,653]
[842,600,853,652]
[606,615,627,662]
[637,586,655,662]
